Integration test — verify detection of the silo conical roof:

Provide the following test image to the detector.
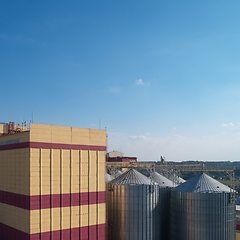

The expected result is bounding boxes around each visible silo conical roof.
[112,170,123,179]
[108,168,152,185]
[106,173,114,182]
[172,173,231,193]
[177,176,186,183]
[152,171,176,187]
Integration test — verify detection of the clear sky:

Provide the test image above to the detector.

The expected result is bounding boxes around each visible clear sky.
[1,1,240,161]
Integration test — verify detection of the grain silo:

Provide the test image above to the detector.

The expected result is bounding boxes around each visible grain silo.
[171,173,236,240]
[161,171,186,185]
[152,171,176,188]
[106,172,114,182]
[151,171,176,240]
[107,168,159,240]
[112,170,123,178]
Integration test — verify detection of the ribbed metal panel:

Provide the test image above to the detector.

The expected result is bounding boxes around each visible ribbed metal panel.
[152,171,176,188]
[109,168,151,185]
[173,173,231,193]
[111,170,123,179]
[162,171,186,184]
[151,171,175,240]
[107,169,159,240]
[171,173,236,240]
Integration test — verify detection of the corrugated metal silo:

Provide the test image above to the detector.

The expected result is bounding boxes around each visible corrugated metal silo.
[107,168,159,240]
[161,171,186,185]
[171,173,236,240]
[113,170,123,178]
[106,172,114,182]
[151,171,176,240]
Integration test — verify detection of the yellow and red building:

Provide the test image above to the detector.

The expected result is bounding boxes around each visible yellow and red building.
[0,123,106,240]
[106,150,137,163]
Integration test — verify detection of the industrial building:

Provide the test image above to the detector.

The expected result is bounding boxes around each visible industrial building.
[0,121,237,240]
[106,151,137,164]
[106,163,236,240]
[0,122,106,240]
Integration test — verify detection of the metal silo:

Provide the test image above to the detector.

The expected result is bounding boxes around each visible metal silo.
[161,171,186,185]
[151,171,176,240]
[152,171,177,188]
[111,170,123,179]
[106,172,114,182]
[107,168,159,240]
[171,173,236,240]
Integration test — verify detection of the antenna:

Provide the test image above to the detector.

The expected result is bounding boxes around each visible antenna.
[105,127,108,153]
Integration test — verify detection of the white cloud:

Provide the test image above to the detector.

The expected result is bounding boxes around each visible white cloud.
[222,123,234,127]
[129,135,147,141]
[109,87,120,93]
[107,131,240,161]
[135,79,144,85]
[172,127,176,130]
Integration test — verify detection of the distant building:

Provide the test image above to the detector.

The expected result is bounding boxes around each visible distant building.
[106,150,137,163]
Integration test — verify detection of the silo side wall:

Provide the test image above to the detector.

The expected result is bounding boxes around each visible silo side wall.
[171,191,236,240]
[158,187,171,240]
[107,184,159,240]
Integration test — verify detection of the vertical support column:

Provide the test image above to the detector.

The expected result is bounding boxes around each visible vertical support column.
[51,149,61,239]
[61,149,71,239]
[70,149,72,240]
[88,150,91,239]
[89,150,97,240]
[50,148,52,240]
[79,150,82,240]
[39,148,42,239]
[70,149,80,238]
[60,149,63,240]
[96,151,99,240]
[40,149,51,238]
[97,151,106,240]
[80,150,89,239]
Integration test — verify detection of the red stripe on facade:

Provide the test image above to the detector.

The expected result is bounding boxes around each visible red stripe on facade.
[237,224,240,231]
[0,141,106,151]
[0,142,29,151]
[0,190,106,210]
[0,222,105,240]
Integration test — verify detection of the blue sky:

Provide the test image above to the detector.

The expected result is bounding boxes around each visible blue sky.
[1,1,240,161]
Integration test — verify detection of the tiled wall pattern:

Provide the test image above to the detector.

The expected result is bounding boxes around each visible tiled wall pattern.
[0,124,106,240]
